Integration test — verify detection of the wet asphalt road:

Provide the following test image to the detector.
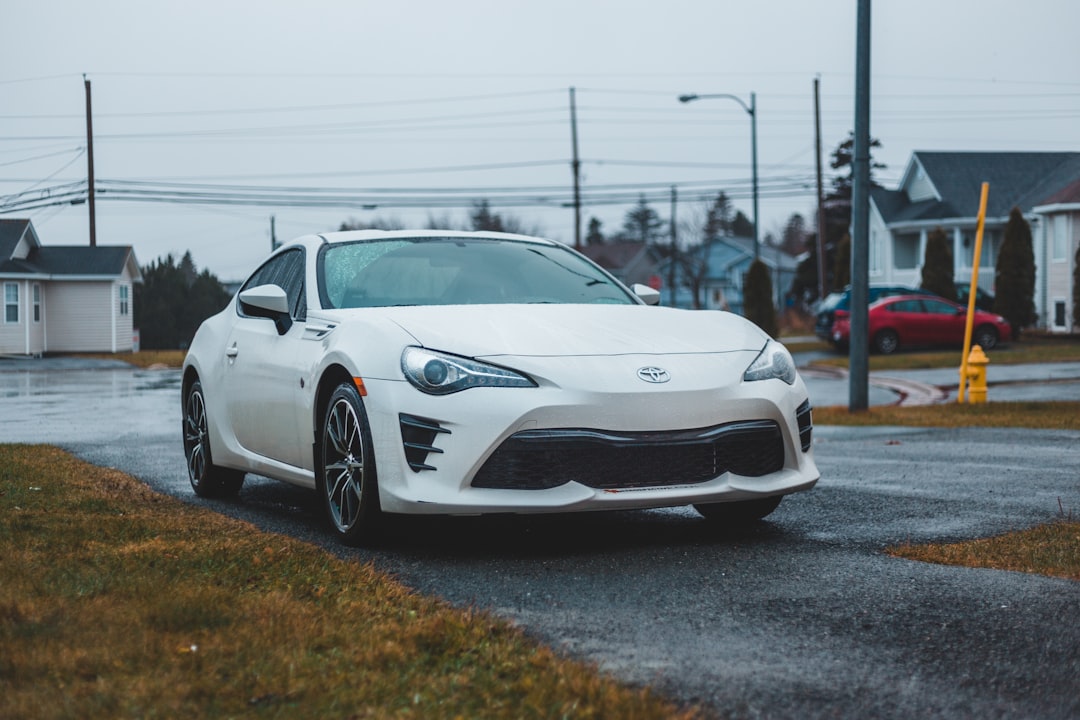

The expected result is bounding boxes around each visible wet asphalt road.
[2,363,1078,719]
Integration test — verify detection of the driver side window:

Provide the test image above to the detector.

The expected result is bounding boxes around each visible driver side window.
[240,249,307,321]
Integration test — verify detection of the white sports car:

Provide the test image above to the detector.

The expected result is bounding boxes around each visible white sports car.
[182,230,818,545]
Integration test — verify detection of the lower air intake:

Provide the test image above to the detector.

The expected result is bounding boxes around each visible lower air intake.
[472,419,785,491]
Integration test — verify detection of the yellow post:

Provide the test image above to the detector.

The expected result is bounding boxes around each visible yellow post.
[959,182,990,403]
[964,344,989,403]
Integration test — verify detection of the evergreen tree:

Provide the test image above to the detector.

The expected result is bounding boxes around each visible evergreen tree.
[731,210,754,238]
[469,200,505,232]
[833,233,851,289]
[920,227,956,301]
[1073,242,1080,330]
[585,217,605,245]
[993,207,1036,339]
[743,259,777,338]
[134,253,231,350]
[622,195,665,244]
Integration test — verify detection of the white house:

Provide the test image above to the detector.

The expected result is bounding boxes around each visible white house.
[0,218,142,356]
[868,151,1080,332]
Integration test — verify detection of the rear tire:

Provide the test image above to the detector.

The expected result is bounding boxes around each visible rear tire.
[694,496,782,525]
[874,329,899,354]
[973,324,999,350]
[182,379,244,498]
[318,383,382,546]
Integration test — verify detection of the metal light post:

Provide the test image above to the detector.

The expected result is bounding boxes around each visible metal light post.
[678,92,759,261]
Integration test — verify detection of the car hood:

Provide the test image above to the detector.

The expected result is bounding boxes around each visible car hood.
[375,304,768,358]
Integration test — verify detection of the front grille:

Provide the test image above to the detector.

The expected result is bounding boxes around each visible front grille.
[796,400,813,452]
[472,420,785,491]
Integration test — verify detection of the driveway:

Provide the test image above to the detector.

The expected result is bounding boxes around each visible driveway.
[1,360,1078,719]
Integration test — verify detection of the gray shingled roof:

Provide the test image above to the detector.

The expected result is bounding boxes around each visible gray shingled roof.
[0,218,32,260]
[0,218,136,278]
[875,151,1080,224]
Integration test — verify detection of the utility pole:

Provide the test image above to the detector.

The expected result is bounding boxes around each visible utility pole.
[814,76,827,301]
[849,0,872,411]
[669,185,678,306]
[749,92,759,262]
[270,215,279,251]
[84,75,97,247]
[569,87,582,250]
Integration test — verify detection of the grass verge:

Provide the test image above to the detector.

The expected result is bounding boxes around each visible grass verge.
[889,520,1080,581]
[70,350,187,368]
[812,401,1080,431]
[810,336,1080,371]
[0,444,698,720]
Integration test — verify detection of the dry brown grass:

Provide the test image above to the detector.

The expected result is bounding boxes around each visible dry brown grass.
[811,335,1080,371]
[67,350,187,368]
[812,401,1080,431]
[0,445,699,720]
[890,520,1080,581]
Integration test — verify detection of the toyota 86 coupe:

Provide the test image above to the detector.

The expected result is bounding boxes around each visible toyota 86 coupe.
[181,230,819,545]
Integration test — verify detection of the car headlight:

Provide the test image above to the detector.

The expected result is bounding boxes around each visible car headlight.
[743,339,797,385]
[401,347,536,395]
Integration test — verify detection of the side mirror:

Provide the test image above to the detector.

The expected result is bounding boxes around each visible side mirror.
[631,283,661,306]
[239,284,293,334]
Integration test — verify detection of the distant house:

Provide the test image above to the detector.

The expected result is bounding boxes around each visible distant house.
[658,236,799,314]
[869,151,1080,332]
[578,241,664,289]
[0,219,142,356]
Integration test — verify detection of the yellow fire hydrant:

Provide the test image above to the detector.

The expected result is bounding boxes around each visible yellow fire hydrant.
[964,344,989,403]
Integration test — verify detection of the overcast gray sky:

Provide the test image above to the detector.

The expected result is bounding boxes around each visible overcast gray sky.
[3,0,1078,279]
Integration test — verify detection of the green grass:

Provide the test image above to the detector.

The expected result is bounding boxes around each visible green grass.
[0,445,699,720]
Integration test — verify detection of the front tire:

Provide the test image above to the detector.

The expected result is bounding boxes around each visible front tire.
[182,379,244,498]
[318,383,382,545]
[694,496,782,525]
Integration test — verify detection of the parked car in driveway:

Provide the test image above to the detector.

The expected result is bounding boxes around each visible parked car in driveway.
[830,294,1011,354]
[814,285,935,344]
[181,230,820,545]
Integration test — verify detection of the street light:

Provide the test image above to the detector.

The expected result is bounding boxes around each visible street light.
[678,92,759,261]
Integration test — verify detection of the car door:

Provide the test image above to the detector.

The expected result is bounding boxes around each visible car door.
[881,298,926,345]
[920,298,964,346]
[222,249,310,469]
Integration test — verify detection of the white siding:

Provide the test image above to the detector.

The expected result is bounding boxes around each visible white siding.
[906,164,938,203]
[1,281,27,354]
[44,282,116,352]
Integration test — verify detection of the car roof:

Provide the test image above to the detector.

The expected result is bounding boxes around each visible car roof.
[310,229,560,247]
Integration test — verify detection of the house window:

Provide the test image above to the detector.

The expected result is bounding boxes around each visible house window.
[1052,215,1067,262]
[960,228,1000,268]
[118,284,130,316]
[32,283,41,323]
[1054,300,1067,329]
[893,232,920,270]
[4,283,18,323]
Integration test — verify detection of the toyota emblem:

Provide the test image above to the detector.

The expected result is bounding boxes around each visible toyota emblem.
[637,366,670,383]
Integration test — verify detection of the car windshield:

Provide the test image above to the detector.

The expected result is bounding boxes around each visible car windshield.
[318,237,635,309]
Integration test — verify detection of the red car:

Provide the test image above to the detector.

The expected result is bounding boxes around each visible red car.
[831,294,1011,354]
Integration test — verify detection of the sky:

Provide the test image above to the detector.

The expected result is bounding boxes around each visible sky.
[2,0,1078,280]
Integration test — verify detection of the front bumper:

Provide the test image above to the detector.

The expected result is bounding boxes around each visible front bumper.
[362,352,820,515]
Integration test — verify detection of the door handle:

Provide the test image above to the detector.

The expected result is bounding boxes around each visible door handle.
[225,344,239,358]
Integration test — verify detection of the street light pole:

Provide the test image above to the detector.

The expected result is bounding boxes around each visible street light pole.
[678,92,759,261]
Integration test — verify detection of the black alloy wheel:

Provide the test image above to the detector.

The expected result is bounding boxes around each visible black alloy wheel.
[318,383,382,545]
[182,379,245,498]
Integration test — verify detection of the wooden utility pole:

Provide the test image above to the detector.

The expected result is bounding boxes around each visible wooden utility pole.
[814,77,827,301]
[84,75,97,247]
[569,87,582,250]
[669,185,677,306]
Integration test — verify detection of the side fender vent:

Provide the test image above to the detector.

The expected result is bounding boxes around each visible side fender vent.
[796,400,813,452]
[399,414,450,472]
